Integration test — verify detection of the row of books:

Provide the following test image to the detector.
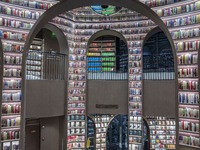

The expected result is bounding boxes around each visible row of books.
[74,15,147,22]
[3,68,22,77]
[129,82,141,88]
[129,75,142,81]
[26,74,41,80]
[68,103,85,108]
[67,142,85,149]
[175,41,200,52]
[179,107,199,118]
[3,79,22,89]
[74,21,154,29]
[68,89,85,94]
[26,65,41,71]
[129,68,141,74]
[129,55,141,61]
[68,109,85,115]
[69,82,86,88]
[178,80,198,91]
[67,135,85,143]
[178,68,198,78]
[69,62,86,68]
[143,0,185,8]
[0,17,34,29]
[179,135,200,147]
[1,130,20,141]
[2,92,21,101]
[2,117,20,127]
[69,55,86,61]
[67,115,85,121]
[1,0,54,10]
[178,93,199,105]
[2,141,19,150]
[68,121,85,128]
[129,103,142,109]
[2,103,21,114]
[171,28,200,40]
[165,14,200,28]
[129,62,142,68]
[26,60,41,65]
[128,144,141,150]
[4,55,22,65]
[128,42,142,47]
[69,75,85,81]
[68,128,85,134]
[27,52,42,60]
[129,96,141,102]
[126,35,145,41]
[3,43,23,52]
[156,1,200,17]
[0,4,43,20]
[129,89,141,95]
[69,49,86,55]
[0,30,28,41]
[68,96,85,101]
[69,68,86,74]
[177,54,198,65]
[179,120,199,133]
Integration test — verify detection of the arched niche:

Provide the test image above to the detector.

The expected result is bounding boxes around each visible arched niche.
[20,0,178,149]
[86,30,129,115]
[23,23,69,150]
[142,27,177,118]
[42,23,68,54]
[106,115,128,150]
[87,30,128,49]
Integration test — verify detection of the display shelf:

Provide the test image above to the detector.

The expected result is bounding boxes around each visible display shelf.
[146,116,176,150]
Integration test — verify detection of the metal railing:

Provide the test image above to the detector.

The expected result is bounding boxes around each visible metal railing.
[26,51,66,80]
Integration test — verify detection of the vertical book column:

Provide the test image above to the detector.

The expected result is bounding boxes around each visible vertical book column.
[67,40,87,149]
[128,40,143,150]
[1,39,24,150]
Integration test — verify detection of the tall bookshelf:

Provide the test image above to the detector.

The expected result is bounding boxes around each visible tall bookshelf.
[1,40,23,150]
[146,116,176,150]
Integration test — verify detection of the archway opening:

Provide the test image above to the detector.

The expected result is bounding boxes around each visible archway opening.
[87,33,128,80]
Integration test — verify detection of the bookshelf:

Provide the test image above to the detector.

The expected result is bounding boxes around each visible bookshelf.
[89,114,115,150]
[87,36,116,74]
[146,116,176,150]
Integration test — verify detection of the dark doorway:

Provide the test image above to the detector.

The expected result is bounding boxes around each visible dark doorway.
[106,115,128,150]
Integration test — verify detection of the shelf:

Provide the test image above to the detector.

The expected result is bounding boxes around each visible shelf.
[68,127,85,130]
[1,126,20,130]
[3,76,21,79]
[3,89,22,91]
[179,117,199,120]
[179,143,200,149]
[179,130,199,135]
[1,139,20,143]
[1,114,21,116]
[2,101,21,103]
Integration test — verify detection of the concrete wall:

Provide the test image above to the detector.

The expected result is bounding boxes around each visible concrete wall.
[143,80,176,118]
[87,80,128,115]
[26,80,65,119]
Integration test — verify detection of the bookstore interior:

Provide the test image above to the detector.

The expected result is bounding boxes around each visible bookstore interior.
[1,0,200,150]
